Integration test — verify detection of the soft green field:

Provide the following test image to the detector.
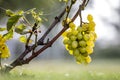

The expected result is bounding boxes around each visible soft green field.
[0,59,120,80]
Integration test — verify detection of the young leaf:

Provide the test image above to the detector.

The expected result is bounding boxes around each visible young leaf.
[19,36,27,43]
[15,24,26,34]
[7,15,22,31]
[3,29,13,40]
[6,9,14,17]
[19,36,33,44]
[0,27,6,31]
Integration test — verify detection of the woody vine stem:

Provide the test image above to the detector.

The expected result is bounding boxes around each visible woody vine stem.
[1,0,89,73]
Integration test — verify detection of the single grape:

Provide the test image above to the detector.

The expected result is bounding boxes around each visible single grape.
[79,40,86,47]
[87,14,93,22]
[83,34,90,41]
[72,41,78,48]
[63,38,69,45]
[77,33,83,40]
[77,27,82,32]
[75,56,82,64]
[73,48,80,56]
[69,22,76,30]
[85,56,91,64]
[86,41,94,47]
[72,30,78,36]
[79,47,86,53]
[86,46,93,54]
[67,31,72,38]
[81,52,88,57]
[70,35,77,41]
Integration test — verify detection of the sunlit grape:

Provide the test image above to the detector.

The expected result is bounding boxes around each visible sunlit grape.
[83,34,90,41]
[87,14,93,22]
[72,41,78,48]
[86,41,94,47]
[85,56,91,64]
[86,46,93,54]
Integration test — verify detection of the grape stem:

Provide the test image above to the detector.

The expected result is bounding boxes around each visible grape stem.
[4,0,89,72]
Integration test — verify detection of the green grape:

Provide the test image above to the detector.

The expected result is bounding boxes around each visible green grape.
[67,31,72,38]
[72,41,78,48]
[77,33,83,40]
[72,30,78,36]
[69,22,76,30]
[75,56,82,64]
[67,44,73,50]
[73,49,80,56]
[86,46,93,54]
[79,47,86,53]
[63,38,69,45]
[67,39,72,45]
[83,34,90,41]
[77,26,82,32]
[81,52,88,57]
[70,35,77,41]
[79,40,86,47]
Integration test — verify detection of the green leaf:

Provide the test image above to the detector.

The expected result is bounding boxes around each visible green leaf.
[7,15,22,31]
[0,27,6,31]
[19,36,33,44]
[19,36,27,43]
[6,9,14,17]
[3,29,13,40]
[15,24,26,34]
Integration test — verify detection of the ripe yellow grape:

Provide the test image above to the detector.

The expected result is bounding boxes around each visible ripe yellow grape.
[86,46,93,54]
[87,14,93,22]
[86,41,94,47]
[83,34,90,41]
[63,38,69,45]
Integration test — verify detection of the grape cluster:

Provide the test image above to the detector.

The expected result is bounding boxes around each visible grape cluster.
[62,14,97,64]
[0,34,10,58]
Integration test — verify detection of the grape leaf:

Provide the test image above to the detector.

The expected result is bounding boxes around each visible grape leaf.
[3,29,13,40]
[7,15,22,31]
[15,24,26,34]
[0,27,6,31]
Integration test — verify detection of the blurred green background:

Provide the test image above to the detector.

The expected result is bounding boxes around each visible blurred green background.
[0,0,120,80]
